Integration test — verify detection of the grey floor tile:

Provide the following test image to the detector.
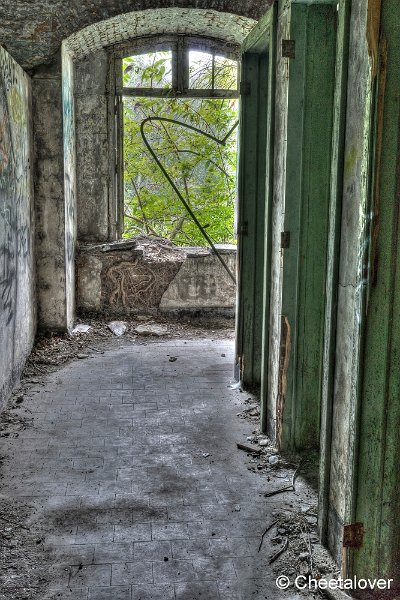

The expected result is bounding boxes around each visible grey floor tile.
[111,561,153,585]
[88,586,131,600]
[0,337,319,599]
[131,584,175,600]
[175,581,220,600]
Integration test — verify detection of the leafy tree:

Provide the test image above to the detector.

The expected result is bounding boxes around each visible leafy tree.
[123,51,238,246]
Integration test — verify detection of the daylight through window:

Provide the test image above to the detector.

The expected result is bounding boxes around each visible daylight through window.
[118,38,240,246]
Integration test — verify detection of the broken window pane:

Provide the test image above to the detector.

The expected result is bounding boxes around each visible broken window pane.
[123,51,173,89]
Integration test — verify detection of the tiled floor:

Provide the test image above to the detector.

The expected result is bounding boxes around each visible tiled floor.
[1,337,316,599]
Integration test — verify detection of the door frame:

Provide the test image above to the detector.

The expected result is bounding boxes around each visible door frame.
[235,5,277,437]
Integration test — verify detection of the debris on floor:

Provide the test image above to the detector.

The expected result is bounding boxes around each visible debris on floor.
[0,322,334,599]
[235,393,338,590]
[107,320,128,336]
[0,498,46,600]
[134,323,168,336]
[71,323,91,334]
[20,317,234,381]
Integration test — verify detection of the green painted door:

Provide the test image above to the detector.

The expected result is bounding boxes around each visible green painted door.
[236,6,276,412]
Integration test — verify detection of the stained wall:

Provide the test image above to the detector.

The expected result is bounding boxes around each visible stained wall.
[0,47,36,409]
[77,242,236,315]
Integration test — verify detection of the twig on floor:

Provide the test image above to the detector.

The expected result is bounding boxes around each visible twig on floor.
[87,346,104,354]
[264,464,301,497]
[300,521,314,575]
[318,584,355,600]
[269,536,288,564]
[258,520,277,552]
[306,529,314,574]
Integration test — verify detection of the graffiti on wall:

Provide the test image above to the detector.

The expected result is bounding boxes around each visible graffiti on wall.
[0,47,32,329]
[0,46,34,404]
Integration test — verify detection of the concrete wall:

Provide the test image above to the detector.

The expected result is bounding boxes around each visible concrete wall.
[77,241,236,315]
[0,47,36,410]
[75,50,110,242]
[32,48,77,332]
[32,59,69,330]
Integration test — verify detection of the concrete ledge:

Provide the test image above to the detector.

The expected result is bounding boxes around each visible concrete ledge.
[76,238,236,317]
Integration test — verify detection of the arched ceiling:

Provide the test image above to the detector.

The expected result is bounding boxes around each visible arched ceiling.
[65,8,257,60]
[0,1,271,69]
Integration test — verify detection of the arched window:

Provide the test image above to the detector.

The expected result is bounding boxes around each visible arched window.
[113,36,240,245]
[114,35,239,98]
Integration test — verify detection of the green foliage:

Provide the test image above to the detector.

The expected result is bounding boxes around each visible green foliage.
[123,53,238,246]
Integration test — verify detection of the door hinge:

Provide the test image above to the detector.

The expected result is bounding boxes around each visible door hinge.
[343,523,364,548]
[240,81,251,96]
[282,40,296,59]
[281,231,290,249]
[238,222,248,235]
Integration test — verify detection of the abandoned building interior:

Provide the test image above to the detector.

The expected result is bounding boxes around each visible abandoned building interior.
[1,0,400,598]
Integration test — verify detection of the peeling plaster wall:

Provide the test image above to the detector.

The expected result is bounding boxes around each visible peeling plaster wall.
[77,243,236,316]
[0,47,36,410]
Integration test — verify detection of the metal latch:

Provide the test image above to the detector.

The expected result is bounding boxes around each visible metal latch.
[343,523,364,548]
[282,40,296,59]
[281,231,290,249]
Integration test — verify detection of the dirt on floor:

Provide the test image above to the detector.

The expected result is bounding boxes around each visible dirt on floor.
[22,315,235,379]
[235,399,338,588]
[0,317,340,600]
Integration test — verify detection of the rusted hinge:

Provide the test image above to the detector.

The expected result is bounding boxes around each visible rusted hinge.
[281,231,290,249]
[240,81,251,96]
[343,523,364,548]
[282,40,295,59]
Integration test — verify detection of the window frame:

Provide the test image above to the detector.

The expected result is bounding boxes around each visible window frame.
[109,35,240,239]
[114,35,240,99]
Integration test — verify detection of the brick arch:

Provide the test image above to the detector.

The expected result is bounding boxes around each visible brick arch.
[3,1,270,68]
[64,8,257,60]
